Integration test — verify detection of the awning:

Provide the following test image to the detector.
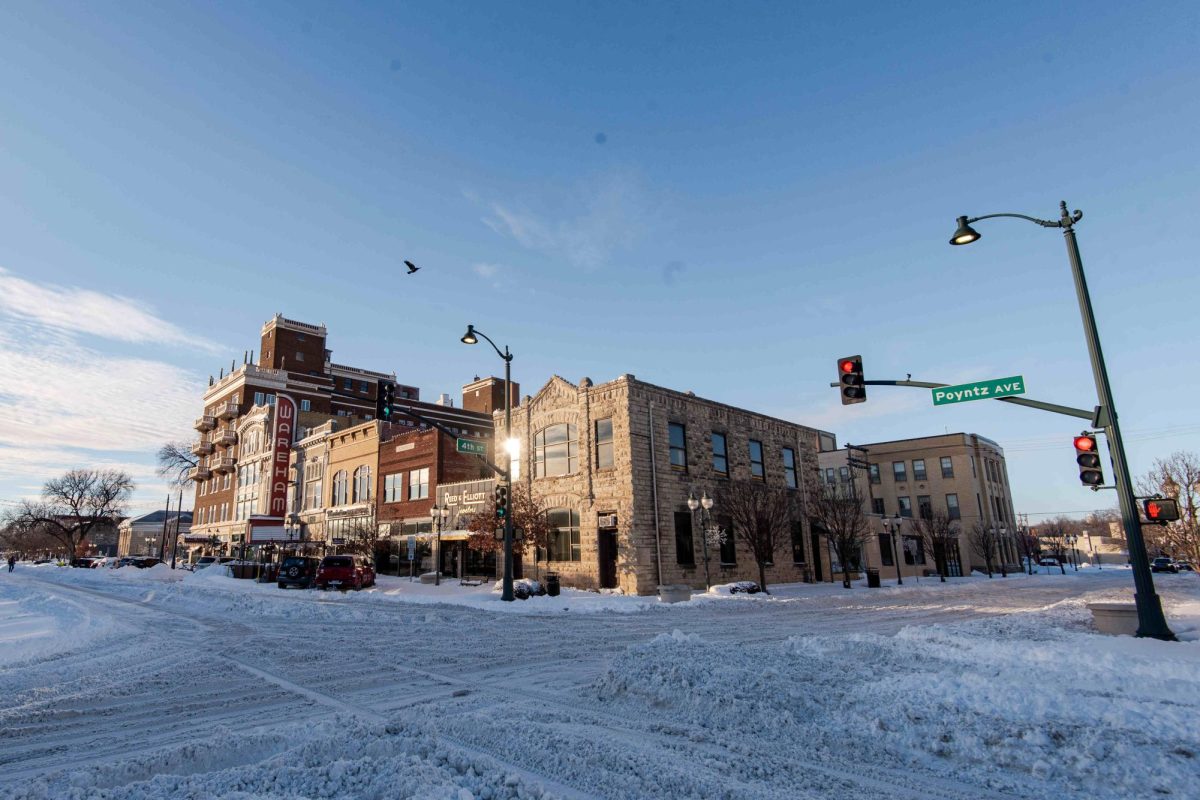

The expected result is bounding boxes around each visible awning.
[407,529,472,542]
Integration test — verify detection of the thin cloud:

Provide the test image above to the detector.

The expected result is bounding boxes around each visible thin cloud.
[480,173,649,269]
[0,267,221,353]
[472,262,500,279]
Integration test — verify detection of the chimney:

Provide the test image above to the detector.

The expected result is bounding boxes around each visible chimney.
[435,393,454,407]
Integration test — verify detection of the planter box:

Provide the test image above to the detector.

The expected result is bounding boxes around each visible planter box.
[657,584,692,603]
[1088,602,1139,636]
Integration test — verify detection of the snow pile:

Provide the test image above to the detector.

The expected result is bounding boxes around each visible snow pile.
[593,596,1200,799]
[0,581,117,666]
[13,716,558,800]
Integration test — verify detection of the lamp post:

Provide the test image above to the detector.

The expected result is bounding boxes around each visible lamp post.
[990,524,1008,578]
[461,324,517,602]
[1067,534,1079,571]
[688,490,716,590]
[949,202,1174,640]
[430,503,450,586]
[882,514,903,585]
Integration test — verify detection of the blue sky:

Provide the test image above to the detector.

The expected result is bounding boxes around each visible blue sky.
[1,1,1197,519]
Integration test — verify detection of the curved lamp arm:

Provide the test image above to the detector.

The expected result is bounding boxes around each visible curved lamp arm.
[462,324,512,362]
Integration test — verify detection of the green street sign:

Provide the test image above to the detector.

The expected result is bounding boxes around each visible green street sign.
[456,437,487,456]
[932,376,1026,406]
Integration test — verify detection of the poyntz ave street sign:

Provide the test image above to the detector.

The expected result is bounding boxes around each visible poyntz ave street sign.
[932,376,1026,406]
[456,437,487,455]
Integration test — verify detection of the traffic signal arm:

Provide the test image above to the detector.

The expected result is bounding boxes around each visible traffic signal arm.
[829,377,1096,422]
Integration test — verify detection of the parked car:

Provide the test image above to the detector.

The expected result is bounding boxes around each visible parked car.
[315,555,376,591]
[69,557,103,568]
[191,556,219,570]
[277,556,321,589]
[1038,557,1061,567]
[1152,557,1178,573]
[131,557,161,569]
[1174,561,1194,572]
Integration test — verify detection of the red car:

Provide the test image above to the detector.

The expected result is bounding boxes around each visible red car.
[315,555,376,590]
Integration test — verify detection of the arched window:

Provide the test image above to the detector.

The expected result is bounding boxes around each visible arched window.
[332,470,348,506]
[534,424,578,478]
[352,465,372,503]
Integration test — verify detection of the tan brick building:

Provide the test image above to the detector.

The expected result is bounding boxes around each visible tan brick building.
[818,433,1019,578]
[503,374,833,595]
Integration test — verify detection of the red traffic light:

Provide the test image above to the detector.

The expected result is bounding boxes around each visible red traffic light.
[1143,498,1180,522]
[1073,435,1096,452]
[839,359,856,373]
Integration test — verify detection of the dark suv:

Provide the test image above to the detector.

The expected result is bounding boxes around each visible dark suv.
[277,556,321,589]
[1151,557,1178,574]
[315,555,376,591]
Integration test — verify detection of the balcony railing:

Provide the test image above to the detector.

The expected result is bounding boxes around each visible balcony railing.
[213,456,236,473]
[192,438,214,456]
[213,429,238,447]
[215,402,239,420]
[194,415,216,432]
[189,465,212,481]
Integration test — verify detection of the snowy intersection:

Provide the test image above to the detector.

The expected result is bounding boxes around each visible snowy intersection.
[2,567,1198,800]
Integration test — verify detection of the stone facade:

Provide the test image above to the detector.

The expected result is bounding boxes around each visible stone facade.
[504,374,833,595]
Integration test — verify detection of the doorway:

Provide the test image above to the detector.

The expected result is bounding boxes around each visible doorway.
[598,528,618,589]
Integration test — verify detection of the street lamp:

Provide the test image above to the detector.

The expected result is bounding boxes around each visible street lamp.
[949,202,1174,640]
[882,514,903,585]
[430,504,450,586]
[461,324,517,602]
[687,490,716,590]
[144,536,155,556]
[991,524,1008,578]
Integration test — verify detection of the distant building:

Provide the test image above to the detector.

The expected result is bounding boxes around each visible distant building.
[117,510,192,558]
[817,433,1018,578]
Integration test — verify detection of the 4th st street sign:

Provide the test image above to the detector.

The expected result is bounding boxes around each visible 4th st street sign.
[456,437,487,456]
[932,376,1026,406]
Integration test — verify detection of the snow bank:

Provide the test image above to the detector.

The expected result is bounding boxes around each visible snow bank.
[593,592,1200,799]
[0,580,118,666]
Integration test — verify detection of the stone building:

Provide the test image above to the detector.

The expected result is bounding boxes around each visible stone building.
[503,374,833,595]
[117,510,192,558]
[817,433,1019,578]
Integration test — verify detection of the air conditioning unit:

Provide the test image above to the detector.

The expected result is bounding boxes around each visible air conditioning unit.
[597,514,618,528]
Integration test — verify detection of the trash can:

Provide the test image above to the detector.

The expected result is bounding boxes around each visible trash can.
[866,568,881,588]
[545,572,560,597]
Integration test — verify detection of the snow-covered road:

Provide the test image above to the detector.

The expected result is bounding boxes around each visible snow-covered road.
[3,567,1197,799]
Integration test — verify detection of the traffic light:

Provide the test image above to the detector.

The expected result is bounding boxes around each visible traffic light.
[494,483,509,523]
[837,356,866,405]
[1143,497,1180,523]
[1073,434,1104,486]
[375,381,396,421]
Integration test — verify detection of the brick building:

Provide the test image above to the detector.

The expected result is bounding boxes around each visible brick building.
[817,433,1019,578]
[502,374,833,595]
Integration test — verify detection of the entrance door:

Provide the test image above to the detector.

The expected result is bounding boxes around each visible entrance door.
[811,531,824,582]
[597,529,618,589]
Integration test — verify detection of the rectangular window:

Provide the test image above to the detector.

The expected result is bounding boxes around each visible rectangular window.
[711,432,728,475]
[940,456,954,478]
[295,351,304,362]
[892,461,907,482]
[898,496,912,517]
[384,473,404,503]
[749,439,765,479]
[838,466,849,482]
[903,535,925,565]
[344,378,352,390]
[946,493,960,520]
[872,497,885,515]
[674,511,695,565]
[300,399,311,412]
[546,509,581,562]
[266,394,276,406]
[878,533,895,567]
[668,423,688,470]
[977,493,984,516]
[360,381,368,393]
[790,520,805,565]
[254,391,265,406]
[917,495,932,519]
[869,463,880,484]
[824,467,835,484]
[913,459,927,482]
[595,418,614,470]
[719,514,737,565]
[408,468,429,500]
[782,447,798,488]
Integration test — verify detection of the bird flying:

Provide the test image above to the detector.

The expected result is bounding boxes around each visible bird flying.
[404,260,420,274]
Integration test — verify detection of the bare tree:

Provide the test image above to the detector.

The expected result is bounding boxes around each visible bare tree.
[4,469,134,557]
[156,441,198,488]
[910,508,960,582]
[716,482,794,593]
[1138,451,1200,565]
[0,519,64,558]
[968,521,999,578]
[1015,526,1040,574]
[465,485,551,577]
[1038,517,1071,574]
[808,481,872,589]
